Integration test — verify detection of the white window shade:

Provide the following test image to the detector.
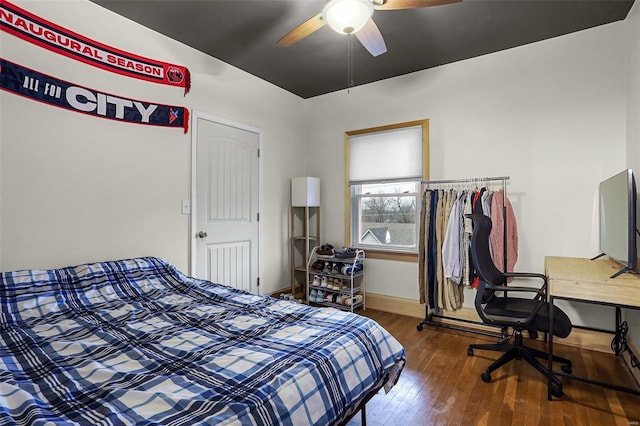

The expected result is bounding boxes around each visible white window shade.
[348,125,423,184]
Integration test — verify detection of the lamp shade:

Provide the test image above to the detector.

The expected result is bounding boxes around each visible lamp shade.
[322,0,374,35]
[291,177,320,207]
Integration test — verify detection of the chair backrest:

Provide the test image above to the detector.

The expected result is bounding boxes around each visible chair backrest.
[467,213,511,325]
[466,213,505,286]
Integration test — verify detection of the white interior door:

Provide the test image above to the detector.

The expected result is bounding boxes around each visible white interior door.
[193,113,260,292]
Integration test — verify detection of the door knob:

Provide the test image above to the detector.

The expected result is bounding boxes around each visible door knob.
[197,231,208,238]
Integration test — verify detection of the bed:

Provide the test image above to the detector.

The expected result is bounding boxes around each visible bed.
[0,256,405,425]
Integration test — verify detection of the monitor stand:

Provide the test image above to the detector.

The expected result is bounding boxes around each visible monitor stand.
[609,266,637,279]
[590,253,638,278]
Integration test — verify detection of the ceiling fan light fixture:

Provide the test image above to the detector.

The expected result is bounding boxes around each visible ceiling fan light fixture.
[322,0,374,35]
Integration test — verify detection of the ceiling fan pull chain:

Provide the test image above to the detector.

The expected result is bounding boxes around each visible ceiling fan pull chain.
[347,34,354,92]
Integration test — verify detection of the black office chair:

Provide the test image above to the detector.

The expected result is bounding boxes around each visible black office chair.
[465,213,572,397]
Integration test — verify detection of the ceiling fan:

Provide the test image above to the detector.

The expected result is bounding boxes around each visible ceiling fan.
[277,0,461,57]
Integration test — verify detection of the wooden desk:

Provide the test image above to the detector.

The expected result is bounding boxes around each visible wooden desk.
[545,256,640,400]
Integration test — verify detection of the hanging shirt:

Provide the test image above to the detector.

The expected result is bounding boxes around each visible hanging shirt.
[462,190,474,286]
[418,190,431,305]
[481,190,492,218]
[482,190,494,259]
[442,195,462,281]
[427,190,439,309]
[490,189,518,275]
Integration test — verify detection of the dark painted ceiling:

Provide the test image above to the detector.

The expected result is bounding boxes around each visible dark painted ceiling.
[89,0,635,99]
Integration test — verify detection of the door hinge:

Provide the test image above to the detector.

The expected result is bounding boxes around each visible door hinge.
[257,277,260,287]
[257,149,260,158]
[257,212,260,221]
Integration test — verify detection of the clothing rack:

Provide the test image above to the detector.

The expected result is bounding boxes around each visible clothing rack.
[416,176,510,338]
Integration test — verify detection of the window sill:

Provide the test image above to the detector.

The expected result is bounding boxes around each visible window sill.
[354,248,418,262]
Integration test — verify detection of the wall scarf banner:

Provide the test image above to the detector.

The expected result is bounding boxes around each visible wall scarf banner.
[0,58,189,133]
[0,0,191,95]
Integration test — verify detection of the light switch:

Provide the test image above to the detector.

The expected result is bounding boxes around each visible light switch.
[181,200,191,215]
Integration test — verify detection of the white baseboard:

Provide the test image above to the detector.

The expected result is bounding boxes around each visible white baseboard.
[365,293,425,319]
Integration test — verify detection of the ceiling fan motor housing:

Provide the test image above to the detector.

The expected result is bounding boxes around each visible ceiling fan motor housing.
[322,0,375,35]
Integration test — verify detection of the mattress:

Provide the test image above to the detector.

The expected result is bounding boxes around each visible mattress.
[0,257,405,425]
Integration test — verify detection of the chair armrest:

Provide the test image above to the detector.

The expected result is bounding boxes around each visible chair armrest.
[502,272,548,298]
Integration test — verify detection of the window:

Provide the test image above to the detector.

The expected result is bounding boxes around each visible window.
[353,181,421,248]
[345,120,429,260]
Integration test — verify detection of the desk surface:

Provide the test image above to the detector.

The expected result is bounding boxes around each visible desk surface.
[545,256,640,308]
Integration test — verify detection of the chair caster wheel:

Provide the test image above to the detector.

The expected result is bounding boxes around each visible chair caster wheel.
[416,324,423,331]
[551,385,563,398]
[481,372,491,383]
[561,364,572,374]
[467,348,474,356]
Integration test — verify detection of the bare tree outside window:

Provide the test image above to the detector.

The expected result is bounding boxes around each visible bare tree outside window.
[391,196,416,223]
[361,196,415,223]
[361,197,390,223]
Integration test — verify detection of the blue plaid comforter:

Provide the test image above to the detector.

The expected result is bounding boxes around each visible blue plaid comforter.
[0,257,405,425]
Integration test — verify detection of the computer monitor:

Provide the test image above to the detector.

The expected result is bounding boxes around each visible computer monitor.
[597,168,639,278]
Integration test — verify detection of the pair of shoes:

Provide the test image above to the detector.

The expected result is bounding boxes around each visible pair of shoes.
[310,289,326,303]
[327,278,342,290]
[317,243,335,256]
[279,293,295,301]
[325,293,348,304]
[322,262,342,274]
[320,276,329,287]
[335,294,348,304]
[312,275,321,287]
[343,295,363,306]
[341,263,363,275]
[311,260,324,272]
[335,247,357,259]
[330,294,362,306]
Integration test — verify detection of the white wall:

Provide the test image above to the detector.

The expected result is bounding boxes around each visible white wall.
[0,0,307,295]
[305,22,628,328]
[1,0,636,331]
[625,1,640,347]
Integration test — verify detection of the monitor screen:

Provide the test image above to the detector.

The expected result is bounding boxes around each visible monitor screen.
[598,168,638,276]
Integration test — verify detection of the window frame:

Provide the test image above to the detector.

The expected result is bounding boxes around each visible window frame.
[344,119,430,261]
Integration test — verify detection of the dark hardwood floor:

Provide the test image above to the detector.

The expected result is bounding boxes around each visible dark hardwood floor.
[348,310,640,426]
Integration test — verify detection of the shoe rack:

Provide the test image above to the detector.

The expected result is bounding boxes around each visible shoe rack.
[307,247,365,313]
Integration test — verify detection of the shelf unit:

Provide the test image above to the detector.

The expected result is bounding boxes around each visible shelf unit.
[290,206,320,299]
[306,247,365,313]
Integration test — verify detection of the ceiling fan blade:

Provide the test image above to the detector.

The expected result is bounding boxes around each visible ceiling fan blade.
[355,19,387,57]
[373,0,461,11]
[277,13,325,46]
